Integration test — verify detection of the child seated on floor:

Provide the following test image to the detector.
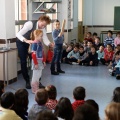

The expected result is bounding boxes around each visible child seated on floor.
[104,30,114,48]
[84,32,93,42]
[101,44,114,65]
[108,51,120,76]
[81,46,99,66]
[66,45,80,64]
[114,32,120,47]
[28,89,49,120]
[45,85,58,110]
[72,86,85,111]
[46,46,53,63]
[61,44,72,63]
[85,41,93,53]
[94,37,103,50]
[97,45,104,63]
[13,88,29,120]
[78,46,87,65]
[0,92,22,120]
[92,32,98,42]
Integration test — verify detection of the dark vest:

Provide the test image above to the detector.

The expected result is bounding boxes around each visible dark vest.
[16,21,37,49]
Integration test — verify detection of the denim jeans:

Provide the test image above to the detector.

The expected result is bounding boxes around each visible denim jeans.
[51,44,63,72]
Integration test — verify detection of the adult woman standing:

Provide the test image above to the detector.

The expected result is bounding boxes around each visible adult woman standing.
[16,15,52,89]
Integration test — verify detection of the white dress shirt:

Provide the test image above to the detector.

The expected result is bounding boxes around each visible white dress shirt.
[16,21,50,46]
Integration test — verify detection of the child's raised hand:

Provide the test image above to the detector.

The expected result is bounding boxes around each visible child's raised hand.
[35,64,39,69]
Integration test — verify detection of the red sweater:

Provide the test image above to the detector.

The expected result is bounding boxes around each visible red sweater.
[104,48,114,61]
[72,100,85,111]
[46,50,53,63]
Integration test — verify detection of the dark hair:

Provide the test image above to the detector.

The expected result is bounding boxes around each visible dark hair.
[112,87,120,102]
[45,85,57,100]
[35,89,48,105]
[93,32,98,36]
[87,32,92,35]
[73,86,85,100]
[79,46,84,49]
[1,92,14,108]
[107,30,113,35]
[115,51,120,56]
[0,82,4,97]
[54,19,60,23]
[36,110,58,120]
[116,32,120,36]
[74,45,79,49]
[54,97,74,120]
[14,89,29,118]
[107,44,112,48]
[85,99,99,112]
[95,37,100,40]
[73,104,99,120]
[38,15,51,24]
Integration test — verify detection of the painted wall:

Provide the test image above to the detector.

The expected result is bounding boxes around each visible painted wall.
[0,0,15,39]
[83,0,120,25]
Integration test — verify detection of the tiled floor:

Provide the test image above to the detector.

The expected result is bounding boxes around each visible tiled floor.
[5,63,120,120]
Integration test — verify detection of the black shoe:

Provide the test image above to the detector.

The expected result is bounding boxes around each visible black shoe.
[51,71,59,75]
[26,82,31,89]
[39,82,45,88]
[58,70,65,73]
[116,75,120,80]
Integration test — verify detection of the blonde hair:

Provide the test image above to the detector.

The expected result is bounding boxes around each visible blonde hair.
[105,102,120,120]
[30,29,43,40]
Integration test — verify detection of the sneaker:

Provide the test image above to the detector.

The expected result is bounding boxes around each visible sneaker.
[57,70,65,73]
[116,75,120,80]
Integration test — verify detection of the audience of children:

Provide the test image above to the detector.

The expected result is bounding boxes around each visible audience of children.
[45,85,58,110]
[30,29,46,93]
[46,46,53,63]
[1,30,120,120]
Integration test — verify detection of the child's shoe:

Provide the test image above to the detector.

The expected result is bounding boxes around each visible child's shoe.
[31,81,39,94]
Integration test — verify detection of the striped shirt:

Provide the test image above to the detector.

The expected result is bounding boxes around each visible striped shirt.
[104,36,114,47]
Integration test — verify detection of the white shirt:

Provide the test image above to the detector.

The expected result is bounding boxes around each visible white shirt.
[16,21,50,46]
